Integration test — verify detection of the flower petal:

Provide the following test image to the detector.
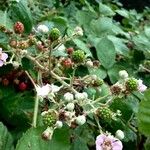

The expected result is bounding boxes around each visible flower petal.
[51,84,61,93]
[36,84,52,97]
[112,139,123,150]
[1,53,8,61]
[0,60,4,67]
[96,134,106,150]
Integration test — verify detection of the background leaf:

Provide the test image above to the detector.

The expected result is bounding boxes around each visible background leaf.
[95,37,116,69]
[137,89,150,136]
[0,122,14,150]
[16,126,71,150]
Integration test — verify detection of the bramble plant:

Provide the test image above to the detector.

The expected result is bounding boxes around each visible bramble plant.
[0,0,150,150]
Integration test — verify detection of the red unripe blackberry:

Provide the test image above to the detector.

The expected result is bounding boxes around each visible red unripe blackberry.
[19,82,27,91]
[14,22,24,34]
[66,47,74,55]
[62,58,73,68]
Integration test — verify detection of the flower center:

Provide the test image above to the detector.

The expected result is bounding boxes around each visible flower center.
[102,140,112,150]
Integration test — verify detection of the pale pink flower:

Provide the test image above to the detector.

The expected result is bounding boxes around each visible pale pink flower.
[137,79,147,92]
[96,134,123,150]
[36,84,61,98]
[0,48,8,67]
[36,84,51,97]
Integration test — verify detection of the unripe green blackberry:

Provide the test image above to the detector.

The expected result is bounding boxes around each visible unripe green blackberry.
[125,78,138,91]
[72,50,85,63]
[97,107,113,121]
[92,78,103,87]
[49,28,60,41]
[42,110,58,127]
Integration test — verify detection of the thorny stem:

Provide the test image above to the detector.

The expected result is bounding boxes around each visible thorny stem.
[94,114,103,134]
[70,66,77,88]
[140,65,150,73]
[50,71,78,94]
[25,71,39,128]
[32,95,39,127]
[48,44,53,73]
[25,54,78,93]
[92,94,110,105]
[25,71,36,88]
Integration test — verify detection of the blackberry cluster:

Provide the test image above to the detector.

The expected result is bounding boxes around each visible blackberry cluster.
[125,78,138,91]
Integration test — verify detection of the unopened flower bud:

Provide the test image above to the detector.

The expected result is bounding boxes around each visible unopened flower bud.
[75,92,85,101]
[12,61,20,69]
[119,70,128,79]
[91,75,97,80]
[66,103,75,111]
[86,60,93,67]
[115,130,125,140]
[82,92,88,99]
[42,127,54,140]
[55,121,63,128]
[37,24,49,33]
[64,92,74,102]
[76,115,86,125]
[74,26,83,36]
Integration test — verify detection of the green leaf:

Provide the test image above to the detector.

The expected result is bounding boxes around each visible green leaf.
[52,17,68,34]
[88,67,107,79]
[133,34,150,52]
[52,50,67,57]
[116,9,129,18]
[11,1,33,34]
[99,3,115,16]
[107,64,126,83]
[76,10,96,27]
[73,39,92,57]
[144,26,150,39]
[16,126,71,150]
[0,11,13,29]
[70,137,89,150]
[110,98,133,121]
[144,137,150,150]
[95,37,116,69]
[0,122,14,150]
[21,57,34,70]
[90,17,113,36]
[108,35,129,56]
[0,31,9,48]
[138,89,150,136]
[0,86,34,126]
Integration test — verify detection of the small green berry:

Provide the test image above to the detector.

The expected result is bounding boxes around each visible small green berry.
[72,50,85,63]
[97,107,113,121]
[49,28,60,41]
[42,110,58,127]
[125,78,138,91]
